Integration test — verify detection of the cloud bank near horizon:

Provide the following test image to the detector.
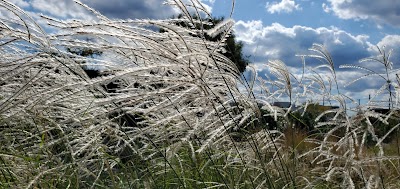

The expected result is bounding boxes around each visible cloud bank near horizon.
[233,19,400,100]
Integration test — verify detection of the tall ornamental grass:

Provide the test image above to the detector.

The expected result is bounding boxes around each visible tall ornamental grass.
[1,0,400,188]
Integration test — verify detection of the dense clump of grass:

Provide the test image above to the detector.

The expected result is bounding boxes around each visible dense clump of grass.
[1,0,400,188]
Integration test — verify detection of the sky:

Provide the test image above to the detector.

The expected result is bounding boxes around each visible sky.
[5,0,400,106]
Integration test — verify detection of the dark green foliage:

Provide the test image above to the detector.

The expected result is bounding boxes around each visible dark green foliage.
[223,35,249,73]
[366,109,400,145]
[67,47,102,58]
[201,16,249,73]
[163,15,250,73]
[230,108,279,142]
[81,69,102,79]
[288,104,340,133]
[289,111,316,132]
[66,47,103,78]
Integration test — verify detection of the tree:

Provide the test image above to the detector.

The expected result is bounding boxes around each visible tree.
[163,15,250,73]
[203,16,249,73]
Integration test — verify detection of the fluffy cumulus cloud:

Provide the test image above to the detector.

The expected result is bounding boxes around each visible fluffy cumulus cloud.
[265,0,301,14]
[325,0,400,27]
[234,20,372,68]
[377,35,400,50]
[375,35,400,70]
[233,20,396,97]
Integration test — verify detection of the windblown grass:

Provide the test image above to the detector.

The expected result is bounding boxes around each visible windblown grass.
[1,0,400,188]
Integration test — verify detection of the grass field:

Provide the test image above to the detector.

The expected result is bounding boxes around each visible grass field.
[1,0,400,188]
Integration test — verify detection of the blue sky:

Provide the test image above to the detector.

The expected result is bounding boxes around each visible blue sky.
[214,0,399,43]
[211,0,400,104]
[5,0,400,104]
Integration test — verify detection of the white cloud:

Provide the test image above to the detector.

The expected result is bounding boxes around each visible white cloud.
[234,20,373,67]
[265,0,301,14]
[202,0,215,4]
[377,35,400,48]
[322,3,331,13]
[234,20,400,102]
[234,20,264,44]
[197,0,213,14]
[7,0,30,8]
[234,20,389,98]
[31,0,91,19]
[325,0,400,27]
[376,35,400,62]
